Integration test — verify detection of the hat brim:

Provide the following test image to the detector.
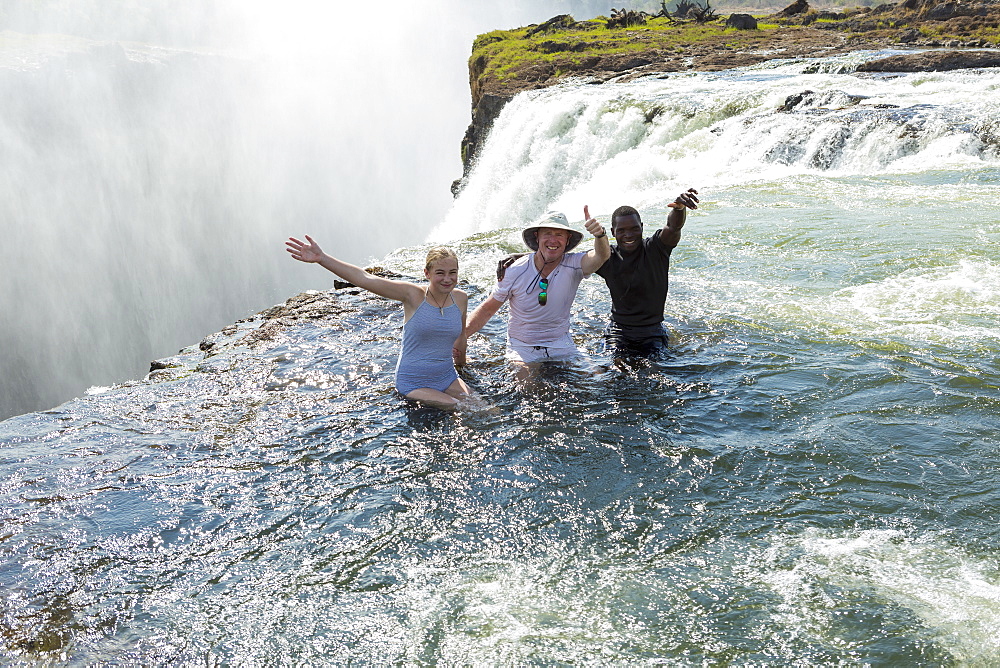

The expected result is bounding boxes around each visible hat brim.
[522,224,584,252]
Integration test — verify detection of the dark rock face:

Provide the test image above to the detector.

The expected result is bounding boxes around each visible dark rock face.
[535,40,591,54]
[726,13,759,29]
[615,56,654,71]
[857,49,1000,72]
[778,90,816,112]
[778,0,811,16]
[607,8,647,29]
[456,93,512,193]
[777,89,871,112]
[525,14,578,37]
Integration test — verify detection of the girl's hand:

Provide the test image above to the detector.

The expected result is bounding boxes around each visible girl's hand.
[286,235,324,263]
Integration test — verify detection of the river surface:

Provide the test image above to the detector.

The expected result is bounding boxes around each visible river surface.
[2,51,1000,664]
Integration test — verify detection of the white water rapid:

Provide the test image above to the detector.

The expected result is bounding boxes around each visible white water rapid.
[435,52,1000,240]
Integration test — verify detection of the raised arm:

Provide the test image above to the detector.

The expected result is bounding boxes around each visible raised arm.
[659,188,699,248]
[286,235,421,304]
[580,205,612,275]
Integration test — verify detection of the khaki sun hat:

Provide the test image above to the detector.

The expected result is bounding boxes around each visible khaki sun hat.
[521,211,584,252]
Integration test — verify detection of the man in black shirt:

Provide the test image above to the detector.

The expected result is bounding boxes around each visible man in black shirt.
[596,189,698,358]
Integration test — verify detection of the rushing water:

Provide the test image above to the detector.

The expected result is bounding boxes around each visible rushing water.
[2,51,1000,664]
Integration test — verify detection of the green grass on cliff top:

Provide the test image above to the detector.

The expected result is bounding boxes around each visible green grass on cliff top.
[471,16,777,83]
[472,12,1000,86]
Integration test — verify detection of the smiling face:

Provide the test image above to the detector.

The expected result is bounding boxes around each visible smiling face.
[612,213,643,254]
[424,255,459,294]
[535,227,571,263]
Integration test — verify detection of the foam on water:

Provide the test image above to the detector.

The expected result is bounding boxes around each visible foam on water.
[675,251,1000,347]
[820,260,1000,344]
[758,528,1000,663]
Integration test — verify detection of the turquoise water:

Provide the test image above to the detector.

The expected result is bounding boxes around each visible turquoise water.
[3,53,1000,663]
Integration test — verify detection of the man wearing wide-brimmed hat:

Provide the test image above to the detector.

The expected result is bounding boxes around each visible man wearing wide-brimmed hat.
[457,207,610,372]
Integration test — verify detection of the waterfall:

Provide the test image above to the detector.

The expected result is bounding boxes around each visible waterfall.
[434,55,1000,240]
[0,0,609,419]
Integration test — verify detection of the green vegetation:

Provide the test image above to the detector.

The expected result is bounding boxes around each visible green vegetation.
[471,16,773,86]
[470,6,1000,95]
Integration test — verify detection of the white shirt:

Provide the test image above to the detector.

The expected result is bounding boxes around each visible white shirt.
[490,252,588,345]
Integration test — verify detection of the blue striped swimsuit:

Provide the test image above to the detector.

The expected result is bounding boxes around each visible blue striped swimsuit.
[394,297,462,395]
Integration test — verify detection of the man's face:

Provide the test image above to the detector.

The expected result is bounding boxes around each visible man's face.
[536,227,570,262]
[612,214,643,253]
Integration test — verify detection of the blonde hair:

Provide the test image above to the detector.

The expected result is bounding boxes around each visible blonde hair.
[424,246,458,272]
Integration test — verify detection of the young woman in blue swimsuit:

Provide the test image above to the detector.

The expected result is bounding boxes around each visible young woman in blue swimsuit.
[285,236,475,410]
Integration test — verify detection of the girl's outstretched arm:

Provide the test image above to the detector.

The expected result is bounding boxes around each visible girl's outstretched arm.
[286,235,421,304]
